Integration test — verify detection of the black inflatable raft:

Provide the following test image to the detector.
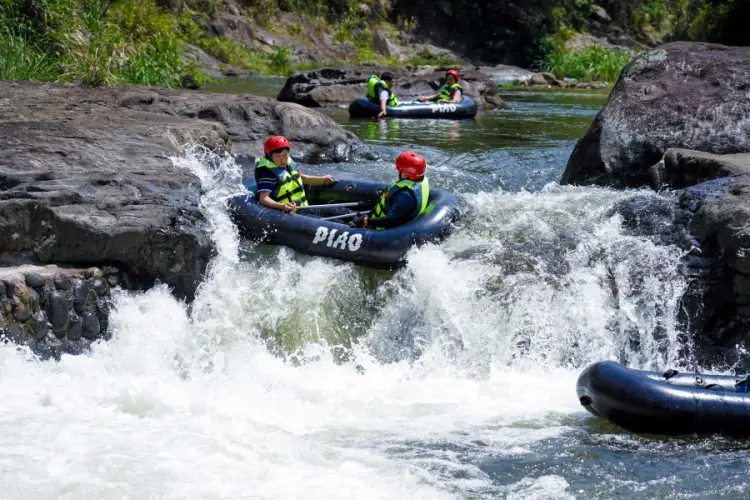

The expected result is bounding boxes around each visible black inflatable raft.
[228,177,460,268]
[577,360,750,437]
[348,97,478,119]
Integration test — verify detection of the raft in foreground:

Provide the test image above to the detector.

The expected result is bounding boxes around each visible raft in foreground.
[348,97,478,119]
[228,177,461,268]
[577,360,750,438]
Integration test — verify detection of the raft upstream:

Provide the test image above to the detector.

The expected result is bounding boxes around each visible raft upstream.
[228,177,461,268]
[576,360,750,437]
[348,97,478,119]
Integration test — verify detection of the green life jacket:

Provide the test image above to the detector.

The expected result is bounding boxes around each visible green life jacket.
[372,177,429,230]
[255,157,308,207]
[437,83,463,102]
[367,75,399,106]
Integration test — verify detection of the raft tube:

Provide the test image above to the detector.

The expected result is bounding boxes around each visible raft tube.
[228,177,461,268]
[348,97,478,119]
[576,360,750,437]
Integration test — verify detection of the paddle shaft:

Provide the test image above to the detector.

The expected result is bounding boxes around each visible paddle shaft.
[320,211,370,221]
[295,202,366,211]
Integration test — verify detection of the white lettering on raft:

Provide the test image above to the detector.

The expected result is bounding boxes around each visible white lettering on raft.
[430,103,458,113]
[312,227,363,252]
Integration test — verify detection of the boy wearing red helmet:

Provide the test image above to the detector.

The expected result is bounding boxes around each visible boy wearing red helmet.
[417,69,463,103]
[350,151,430,230]
[255,136,334,212]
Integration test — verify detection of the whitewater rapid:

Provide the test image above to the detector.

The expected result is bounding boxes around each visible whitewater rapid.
[0,147,691,499]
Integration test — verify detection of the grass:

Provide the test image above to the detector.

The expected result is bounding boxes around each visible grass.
[537,45,632,83]
[0,29,57,81]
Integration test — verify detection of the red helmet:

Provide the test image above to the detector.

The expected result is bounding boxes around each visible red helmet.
[264,136,291,155]
[395,151,427,180]
[446,69,460,82]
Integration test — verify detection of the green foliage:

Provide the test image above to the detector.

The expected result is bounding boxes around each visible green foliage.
[3,0,747,89]
[538,45,632,83]
[0,0,211,87]
[0,27,57,81]
[634,0,669,33]
[120,32,183,86]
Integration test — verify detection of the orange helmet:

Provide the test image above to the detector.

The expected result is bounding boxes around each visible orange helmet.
[395,151,427,181]
[264,136,291,156]
[446,69,460,82]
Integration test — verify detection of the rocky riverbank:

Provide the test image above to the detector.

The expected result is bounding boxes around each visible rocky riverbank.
[0,265,116,360]
[0,80,369,355]
[562,42,750,370]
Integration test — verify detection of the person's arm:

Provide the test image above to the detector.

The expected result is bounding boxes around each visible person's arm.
[300,173,334,185]
[378,89,389,118]
[417,93,439,102]
[259,191,295,212]
[450,89,462,103]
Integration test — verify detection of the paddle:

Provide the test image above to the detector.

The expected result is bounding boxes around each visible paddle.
[294,202,367,211]
[320,210,370,221]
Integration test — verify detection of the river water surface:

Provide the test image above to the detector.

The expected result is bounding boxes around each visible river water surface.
[1,78,748,499]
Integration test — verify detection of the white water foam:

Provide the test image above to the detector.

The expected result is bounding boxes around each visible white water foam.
[0,147,691,499]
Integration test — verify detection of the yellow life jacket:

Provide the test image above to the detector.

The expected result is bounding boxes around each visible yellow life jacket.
[367,75,399,106]
[255,157,308,207]
[372,177,429,230]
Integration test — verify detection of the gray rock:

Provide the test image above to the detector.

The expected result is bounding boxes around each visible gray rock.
[89,277,109,296]
[648,148,750,190]
[529,72,563,87]
[0,281,5,300]
[49,291,69,336]
[32,309,48,341]
[25,273,46,288]
[671,175,750,369]
[3,321,22,343]
[477,64,534,84]
[28,287,39,310]
[73,280,88,314]
[95,297,110,335]
[691,176,750,276]
[3,281,15,299]
[562,42,750,188]
[14,301,31,322]
[181,44,247,80]
[84,267,103,278]
[67,311,82,341]
[53,272,72,291]
[372,31,401,59]
[591,5,612,23]
[39,281,54,307]
[82,313,101,340]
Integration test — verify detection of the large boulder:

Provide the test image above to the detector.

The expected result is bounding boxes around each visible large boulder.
[277,66,508,110]
[0,81,367,300]
[562,42,750,188]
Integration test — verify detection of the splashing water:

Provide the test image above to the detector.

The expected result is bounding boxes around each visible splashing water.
[0,145,696,499]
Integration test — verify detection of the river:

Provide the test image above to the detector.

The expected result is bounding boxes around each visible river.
[0,78,747,499]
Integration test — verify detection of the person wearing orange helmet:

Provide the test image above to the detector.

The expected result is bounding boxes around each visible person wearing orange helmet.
[349,151,430,230]
[417,69,463,103]
[255,136,334,212]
